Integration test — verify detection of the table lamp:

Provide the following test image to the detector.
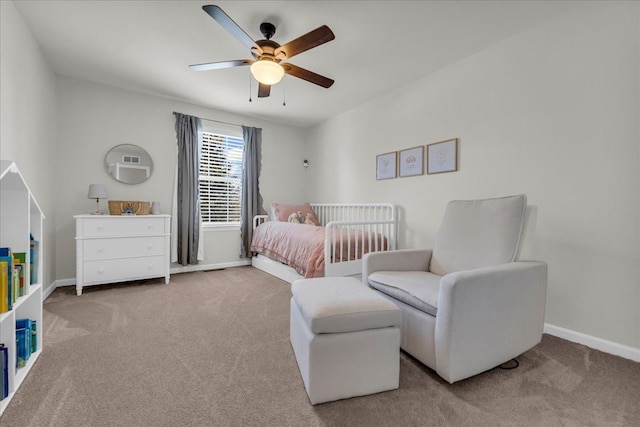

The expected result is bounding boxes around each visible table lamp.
[88,184,107,215]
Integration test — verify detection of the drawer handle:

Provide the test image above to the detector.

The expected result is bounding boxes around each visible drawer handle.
[97,248,104,253]
[97,225,104,230]
[147,244,153,249]
[147,264,154,269]
[97,268,104,274]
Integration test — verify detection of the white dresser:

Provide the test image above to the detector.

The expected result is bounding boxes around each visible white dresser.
[75,214,171,296]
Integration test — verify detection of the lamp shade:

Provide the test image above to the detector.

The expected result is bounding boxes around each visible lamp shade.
[87,184,107,200]
[250,59,285,85]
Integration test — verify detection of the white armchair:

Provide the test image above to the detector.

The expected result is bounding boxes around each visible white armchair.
[362,194,547,383]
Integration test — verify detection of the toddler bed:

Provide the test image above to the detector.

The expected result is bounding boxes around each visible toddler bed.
[251,203,397,283]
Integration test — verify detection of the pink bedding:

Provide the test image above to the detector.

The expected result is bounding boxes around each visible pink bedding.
[250,221,386,278]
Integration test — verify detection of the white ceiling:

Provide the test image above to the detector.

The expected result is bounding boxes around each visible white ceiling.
[13,0,576,128]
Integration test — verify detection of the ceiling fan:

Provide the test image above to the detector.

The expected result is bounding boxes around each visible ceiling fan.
[190,5,335,98]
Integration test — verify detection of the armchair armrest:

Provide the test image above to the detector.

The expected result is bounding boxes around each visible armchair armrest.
[362,249,432,285]
[435,261,547,383]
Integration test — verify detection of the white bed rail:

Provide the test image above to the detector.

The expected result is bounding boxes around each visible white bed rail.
[310,203,394,227]
[253,215,269,229]
[316,203,396,277]
[252,203,396,280]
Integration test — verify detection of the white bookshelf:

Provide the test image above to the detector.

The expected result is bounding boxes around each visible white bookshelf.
[0,161,44,416]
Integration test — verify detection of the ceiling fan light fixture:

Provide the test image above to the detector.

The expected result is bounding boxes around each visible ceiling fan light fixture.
[250,59,285,85]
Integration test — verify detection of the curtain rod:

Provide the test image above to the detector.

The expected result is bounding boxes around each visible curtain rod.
[172,111,242,128]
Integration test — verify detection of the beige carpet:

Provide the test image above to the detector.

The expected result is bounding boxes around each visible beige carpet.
[1,266,638,426]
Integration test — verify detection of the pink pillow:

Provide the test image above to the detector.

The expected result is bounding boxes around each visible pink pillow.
[271,203,320,226]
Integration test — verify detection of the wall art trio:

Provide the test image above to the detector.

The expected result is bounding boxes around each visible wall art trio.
[376,138,458,180]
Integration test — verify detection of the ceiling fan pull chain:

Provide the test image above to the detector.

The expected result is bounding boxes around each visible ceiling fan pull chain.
[282,76,286,107]
[248,70,253,102]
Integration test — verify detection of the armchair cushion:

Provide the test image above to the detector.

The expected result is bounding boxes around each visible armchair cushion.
[429,194,527,276]
[369,271,441,316]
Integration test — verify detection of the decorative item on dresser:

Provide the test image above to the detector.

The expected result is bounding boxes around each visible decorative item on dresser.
[87,184,107,215]
[107,200,151,216]
[74,215,171,296]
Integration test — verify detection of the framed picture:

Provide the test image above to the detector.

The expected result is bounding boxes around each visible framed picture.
[427,138,458,174]
[376,151,397,180]
[399,146,424,177]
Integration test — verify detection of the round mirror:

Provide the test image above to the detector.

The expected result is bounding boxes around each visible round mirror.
[105,144,153,184]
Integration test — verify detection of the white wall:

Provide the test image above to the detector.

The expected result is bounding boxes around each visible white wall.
[306,2,640,350]
[55,76,307,280]
[0,1,58,292]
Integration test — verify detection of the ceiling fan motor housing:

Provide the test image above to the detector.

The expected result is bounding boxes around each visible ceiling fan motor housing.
[253,39,282,61]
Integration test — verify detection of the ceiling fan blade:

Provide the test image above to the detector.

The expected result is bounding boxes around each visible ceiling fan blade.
[202,5,262,54]
[257,83,271,98]
[275,25,335,60]
[189,59,252,71]
[282,63,334,88]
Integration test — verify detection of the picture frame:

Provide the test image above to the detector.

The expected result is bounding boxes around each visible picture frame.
[427,138,458,174]
[399,146,424,177]
[376,151,397,180]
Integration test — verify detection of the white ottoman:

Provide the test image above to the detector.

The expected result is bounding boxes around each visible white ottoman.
[290,277,401,405]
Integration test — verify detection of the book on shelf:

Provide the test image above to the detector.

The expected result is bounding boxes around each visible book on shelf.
[30,320,38,354]
[30,236,39,285]
[0,248,10,257]
[16,318,36,365]
[12,266,20,302]
[0,344,8,400]
[15,326,30,369]
[0,253,13,311]
[13,264,25,298]
[16,318,32,331]
[12,252,26,265]
[13,252,26,297]
[0,260,8,313]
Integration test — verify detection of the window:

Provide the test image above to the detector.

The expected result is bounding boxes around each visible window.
[199,130,244,225]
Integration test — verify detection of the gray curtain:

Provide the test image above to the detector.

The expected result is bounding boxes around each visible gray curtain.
[174,112,202,265]
[240,125,265,258]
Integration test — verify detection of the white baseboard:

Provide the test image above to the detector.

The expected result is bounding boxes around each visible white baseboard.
[44,261,252,300]
[43,283,58,300]
[544,323,640,363]
[43,278,75,300]
[52,278,75,287]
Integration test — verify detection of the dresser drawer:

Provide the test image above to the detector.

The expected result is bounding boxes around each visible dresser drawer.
[83,236,165,261]
[79,217,166,237]
[83,256,166,284]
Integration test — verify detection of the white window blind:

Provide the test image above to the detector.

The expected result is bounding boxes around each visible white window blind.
[199,131,244,224]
